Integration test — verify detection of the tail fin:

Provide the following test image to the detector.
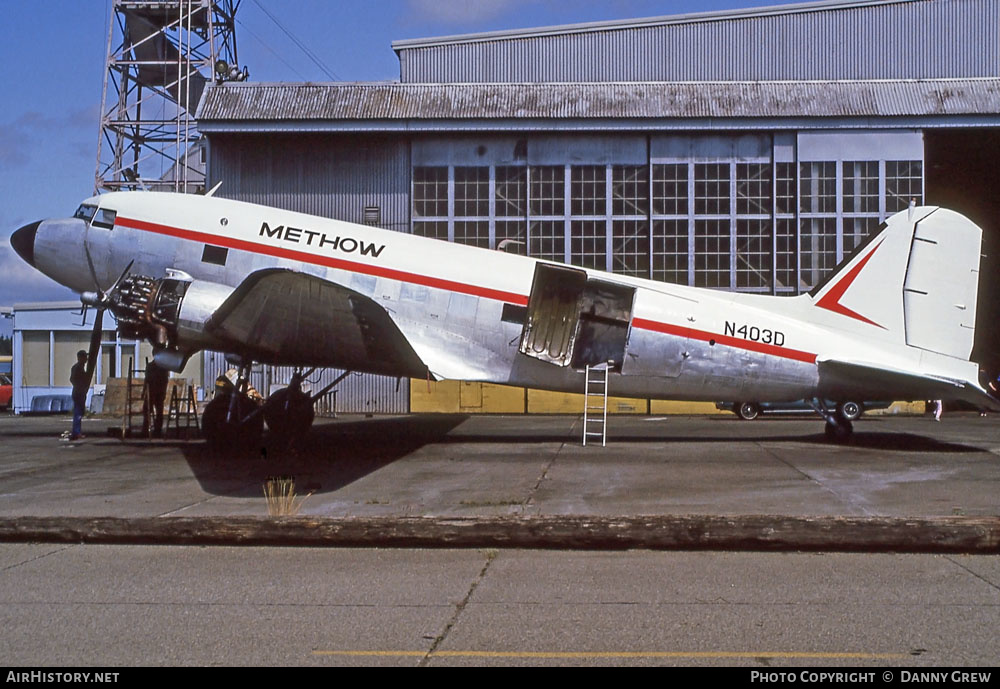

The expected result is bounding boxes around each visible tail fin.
[809,206,982,360]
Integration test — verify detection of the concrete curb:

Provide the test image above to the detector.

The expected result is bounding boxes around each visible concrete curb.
[1,515,998,553]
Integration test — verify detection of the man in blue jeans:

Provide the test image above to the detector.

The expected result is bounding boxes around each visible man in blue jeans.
[70,350,89,440]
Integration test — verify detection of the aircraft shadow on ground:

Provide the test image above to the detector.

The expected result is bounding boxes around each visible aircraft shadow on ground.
[586,434,979,452]
[169,415,983,499]
[175,414,469,497]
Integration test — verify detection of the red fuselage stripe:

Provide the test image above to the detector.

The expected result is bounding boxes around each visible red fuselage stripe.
[116,215,818,366]
[632,318,818,364]
[117,215,530,306]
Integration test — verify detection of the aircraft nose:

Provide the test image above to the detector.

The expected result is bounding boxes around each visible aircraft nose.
[10,220,40,267]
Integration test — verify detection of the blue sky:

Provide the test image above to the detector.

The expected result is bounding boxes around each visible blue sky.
[0,0,804,335]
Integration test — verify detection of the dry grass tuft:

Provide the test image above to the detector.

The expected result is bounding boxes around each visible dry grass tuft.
[263,475,312,516]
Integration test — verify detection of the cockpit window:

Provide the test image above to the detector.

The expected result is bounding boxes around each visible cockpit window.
[92,208,117,229]
[73,204,97,221]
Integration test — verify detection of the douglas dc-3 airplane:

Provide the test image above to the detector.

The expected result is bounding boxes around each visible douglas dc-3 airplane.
[10,190,1000,446]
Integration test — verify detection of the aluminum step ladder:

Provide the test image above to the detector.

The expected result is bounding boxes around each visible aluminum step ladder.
[583,362,610,446]
[166,383,200,440]
[122,357,151,439]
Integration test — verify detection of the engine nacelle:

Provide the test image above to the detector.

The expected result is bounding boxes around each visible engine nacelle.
[111,272,235,358]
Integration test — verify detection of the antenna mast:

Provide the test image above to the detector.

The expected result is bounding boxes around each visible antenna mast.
[95,0,245,194]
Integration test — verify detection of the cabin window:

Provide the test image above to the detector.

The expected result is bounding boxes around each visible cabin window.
[73,204,97,222]
[92,208,117,229]
[201,244,228,266]
[501,303,527,325]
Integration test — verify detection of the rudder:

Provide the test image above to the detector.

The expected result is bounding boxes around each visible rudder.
[902,207,981,360]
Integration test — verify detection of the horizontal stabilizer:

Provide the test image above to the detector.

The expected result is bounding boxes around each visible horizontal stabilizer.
[817,359,1000,411]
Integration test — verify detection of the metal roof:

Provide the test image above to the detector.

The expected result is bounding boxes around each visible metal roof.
[197,79,1000,128]
[391,0,902,50]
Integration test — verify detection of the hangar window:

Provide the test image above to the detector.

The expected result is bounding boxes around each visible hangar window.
[570,219,606,270]
[652,164,688,215]
[842,161,879,213]
[885,160,923,213]
[774,218,797,292]
[694,163,730,215]
[693,219,731,288]
[775,163,796,214]
[529,220,565,262]
[454,167,489,217]
[495,166,526,217]
[414,221,448,241]
[612,220,649,277]
[735,219,771,289]
[529,166,564,216]
[843,217,881,255]
[800,217,838,288]
[496,221,526,254]
[799,162,837,214]
[413,166,448,217]
[612,166,648,216]
[652,220,688,285]
[571,166,606,216]
[454,221,490,249]
[734,164,773,292]
[736,164,770,215]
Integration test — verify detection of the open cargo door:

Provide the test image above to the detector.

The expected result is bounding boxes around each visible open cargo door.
[519,263,636,370]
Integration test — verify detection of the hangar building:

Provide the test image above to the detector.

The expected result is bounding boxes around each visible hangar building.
[187,0,1000,414]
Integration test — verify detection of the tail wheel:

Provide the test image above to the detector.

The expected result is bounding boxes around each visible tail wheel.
[824,418,854,443]
[736,402,761,420]
[836,401,863,421]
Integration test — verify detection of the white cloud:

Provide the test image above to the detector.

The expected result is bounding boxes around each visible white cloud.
[0,105,98,169]
[406,0,525,25]
[0,244,77,306]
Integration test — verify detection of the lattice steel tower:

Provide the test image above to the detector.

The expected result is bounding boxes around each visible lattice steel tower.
[95,0,244,194]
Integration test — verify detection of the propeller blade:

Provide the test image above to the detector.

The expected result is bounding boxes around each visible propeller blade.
[83,308,104,387]
[107,260,135,296]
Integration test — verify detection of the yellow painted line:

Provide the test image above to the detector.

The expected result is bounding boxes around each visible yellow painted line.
[313,650,906,660]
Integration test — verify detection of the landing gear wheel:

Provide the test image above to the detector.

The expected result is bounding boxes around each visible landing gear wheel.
[824,418,854,443]
[736,402,761,420]
[836,401,863,421]
[202,393,264,453]
[264,387,315,441]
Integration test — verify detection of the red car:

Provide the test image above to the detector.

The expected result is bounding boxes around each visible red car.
[0,373,11,411]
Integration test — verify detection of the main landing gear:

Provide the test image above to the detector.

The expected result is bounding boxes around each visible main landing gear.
[201,363,265,452]
[201,364,352,453]
[811,399,855,443]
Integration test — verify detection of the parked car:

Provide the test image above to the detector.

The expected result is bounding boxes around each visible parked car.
[0,373,12,411]
[716,399,891,421]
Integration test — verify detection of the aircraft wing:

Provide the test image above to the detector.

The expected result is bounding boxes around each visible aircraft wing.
[817,359,1000,411]
[205,268,428,377]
